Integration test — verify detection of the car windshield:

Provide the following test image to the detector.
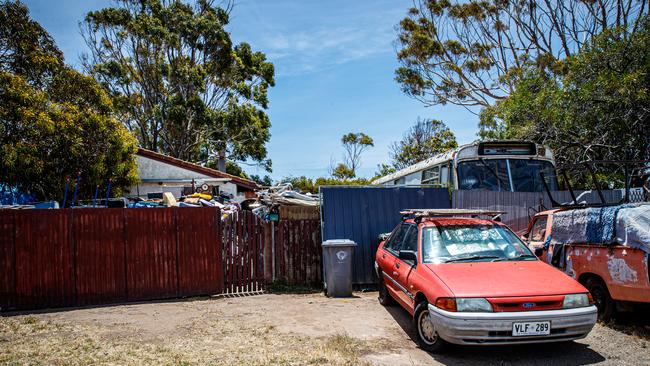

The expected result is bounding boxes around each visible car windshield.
[457,159,558,192]
[421,224,536,264]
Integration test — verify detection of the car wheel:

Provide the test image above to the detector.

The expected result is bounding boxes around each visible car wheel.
[413,301,447,353]
[585,277,614,321]
[377,272,395,306]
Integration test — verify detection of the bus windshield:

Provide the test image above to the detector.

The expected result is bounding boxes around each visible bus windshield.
[458,159,558,192]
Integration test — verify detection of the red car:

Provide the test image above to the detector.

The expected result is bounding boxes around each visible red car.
[374,209,597,352]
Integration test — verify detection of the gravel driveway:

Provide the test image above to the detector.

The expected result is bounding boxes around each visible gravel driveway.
[1,292,648,365]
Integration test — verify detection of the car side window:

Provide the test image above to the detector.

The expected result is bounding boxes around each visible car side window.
[402,225,419,252]
[384,223,408,252]
[530,216,548,241]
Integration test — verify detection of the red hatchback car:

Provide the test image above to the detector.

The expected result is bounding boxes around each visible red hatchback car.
[375,209,597,352]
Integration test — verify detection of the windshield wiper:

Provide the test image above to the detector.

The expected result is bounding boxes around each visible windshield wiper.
[445,255,501,263]
[492,254,538,262]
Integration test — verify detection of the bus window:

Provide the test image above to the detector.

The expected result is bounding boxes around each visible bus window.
[422,166,440,185]
[508,160,558,192]
[440,165,449,186]
[458,160,511,191]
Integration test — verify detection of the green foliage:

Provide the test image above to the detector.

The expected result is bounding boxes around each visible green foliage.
[396,0,648,108]
[480,17,650,185]
[283,176,371,194]
[225,161,249,179]
[250,174,273,187]
[332,163,355,180]
[82,0,275,170]
[340,132,374,176]
[374,164,396,179]
[0,1,138,201]
[389,118,457,170]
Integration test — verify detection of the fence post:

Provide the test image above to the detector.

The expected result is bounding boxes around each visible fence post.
[271,221,276,282]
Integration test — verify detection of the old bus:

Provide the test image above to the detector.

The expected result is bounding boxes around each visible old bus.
[373,141,558,192]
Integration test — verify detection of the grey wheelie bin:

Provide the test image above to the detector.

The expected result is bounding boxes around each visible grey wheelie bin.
[322,239,357,297]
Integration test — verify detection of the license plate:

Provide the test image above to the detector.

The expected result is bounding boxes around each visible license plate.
[512,321,551,336]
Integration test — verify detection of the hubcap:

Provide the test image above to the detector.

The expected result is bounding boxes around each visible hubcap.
[418,310,437,345]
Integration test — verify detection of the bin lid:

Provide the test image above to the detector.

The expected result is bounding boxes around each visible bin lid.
[322,239,357,247]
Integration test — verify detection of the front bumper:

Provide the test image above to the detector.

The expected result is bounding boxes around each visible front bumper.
[427,304,597,345]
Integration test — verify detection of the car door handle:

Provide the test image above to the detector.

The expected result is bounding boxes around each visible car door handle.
[382,254,386,259]
[392,271,399,277]
[395,262,400,269]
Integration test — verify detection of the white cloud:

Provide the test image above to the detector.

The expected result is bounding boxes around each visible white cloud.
[231,1,404,77]
[259,24,394,76]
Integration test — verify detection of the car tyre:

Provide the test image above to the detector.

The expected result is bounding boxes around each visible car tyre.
[413,301,447,353]
[377,272,395,306]
[585,277,614,321]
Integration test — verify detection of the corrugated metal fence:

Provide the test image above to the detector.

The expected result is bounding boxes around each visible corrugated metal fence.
[320,186,451,285]
[452,190,627,232]
[0,208,223,311]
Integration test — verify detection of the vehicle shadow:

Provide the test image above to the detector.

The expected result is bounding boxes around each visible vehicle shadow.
[383,304,607,366]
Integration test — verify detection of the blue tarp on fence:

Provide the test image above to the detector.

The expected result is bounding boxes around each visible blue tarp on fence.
[320,186,451,285]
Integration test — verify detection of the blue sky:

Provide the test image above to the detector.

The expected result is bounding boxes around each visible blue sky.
[24,0,479,180]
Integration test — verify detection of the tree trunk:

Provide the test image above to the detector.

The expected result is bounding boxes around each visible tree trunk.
[217,149,226,172]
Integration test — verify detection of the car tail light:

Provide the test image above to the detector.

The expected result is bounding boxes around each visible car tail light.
[435,297,457,312]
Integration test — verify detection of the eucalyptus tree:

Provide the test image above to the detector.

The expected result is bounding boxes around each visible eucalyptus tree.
[83,0,275,170]
[396,0,649,108]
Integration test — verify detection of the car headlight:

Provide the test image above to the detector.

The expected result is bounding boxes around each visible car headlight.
[435,297,493,312]
[563,293,590,309]
[457,298,493,312]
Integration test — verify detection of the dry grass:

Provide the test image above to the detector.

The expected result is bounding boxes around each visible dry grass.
[0,314,377,365]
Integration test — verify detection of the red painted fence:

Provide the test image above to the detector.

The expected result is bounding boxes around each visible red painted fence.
[222,211,265,294]
[0,208,223,311]
[0,208,323,311]
[274,219,322,286]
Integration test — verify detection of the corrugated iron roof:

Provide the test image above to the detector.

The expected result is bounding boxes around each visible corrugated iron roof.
[137,148,259,191]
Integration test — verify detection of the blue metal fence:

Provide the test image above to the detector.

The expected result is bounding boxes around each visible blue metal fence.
[319,186,451,285]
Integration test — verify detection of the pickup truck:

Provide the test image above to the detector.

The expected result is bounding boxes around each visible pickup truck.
[524,205,650,320]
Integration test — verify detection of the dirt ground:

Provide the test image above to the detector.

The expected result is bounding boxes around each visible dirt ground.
[1,292,649,365]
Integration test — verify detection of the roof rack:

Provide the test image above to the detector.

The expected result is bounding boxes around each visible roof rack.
[400,208,505,218]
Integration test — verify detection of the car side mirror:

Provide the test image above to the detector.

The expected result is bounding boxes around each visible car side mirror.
[534,247,544,257]
[399,250,417,262]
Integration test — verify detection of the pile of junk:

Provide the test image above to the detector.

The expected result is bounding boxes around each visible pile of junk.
[246,183,320,222]
[0,182,322,222]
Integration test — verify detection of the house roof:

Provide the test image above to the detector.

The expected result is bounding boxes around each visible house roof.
[136,148,259,191]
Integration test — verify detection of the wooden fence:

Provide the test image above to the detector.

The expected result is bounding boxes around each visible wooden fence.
[222,211,265,294]
[274,219,322,286]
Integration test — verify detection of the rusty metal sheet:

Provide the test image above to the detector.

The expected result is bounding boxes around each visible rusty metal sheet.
[14,209,74,309]
[176,207,222,296]
[73,209,127,305]
[0,210,15,310]
[125,209,178,301]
